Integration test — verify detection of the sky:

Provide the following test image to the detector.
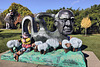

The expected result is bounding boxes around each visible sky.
[0,0,100,14]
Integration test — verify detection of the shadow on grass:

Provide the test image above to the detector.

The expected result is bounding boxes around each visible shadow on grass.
[0,30,4,32]
[0,33,21,38]
[81,45,88,50]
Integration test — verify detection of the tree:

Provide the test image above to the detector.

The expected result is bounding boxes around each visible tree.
[0,3,34,28]
[81,16,91,36]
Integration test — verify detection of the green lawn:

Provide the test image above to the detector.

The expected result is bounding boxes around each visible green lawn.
[0,29,22,53]
[70,34,100,60]
[0,29,100,60]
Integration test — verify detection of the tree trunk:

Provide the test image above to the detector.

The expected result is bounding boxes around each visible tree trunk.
[85,28,87,36]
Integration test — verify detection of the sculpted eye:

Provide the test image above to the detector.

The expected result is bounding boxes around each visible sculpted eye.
[71,17,74,19]
[61,20,65,22]
[70,17,74,21]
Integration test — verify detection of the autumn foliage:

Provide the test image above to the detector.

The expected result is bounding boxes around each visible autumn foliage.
[81,16,91,36]
[81,16,91,28]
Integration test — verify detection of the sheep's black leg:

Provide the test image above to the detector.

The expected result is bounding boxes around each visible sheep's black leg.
[34,49,37,52]
[73,48,75,52]
[54,48,56,51]
[64,49,69,53]
[75,48,78,52]
[15,55,19,62]
[44,51,46,55]
[10,48,14,53]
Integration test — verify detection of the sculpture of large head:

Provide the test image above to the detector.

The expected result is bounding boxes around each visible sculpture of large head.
[22,9,74,42]
[55,9,74,36]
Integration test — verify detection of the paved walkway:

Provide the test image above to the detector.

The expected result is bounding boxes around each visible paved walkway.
[82,51,100,67]
[0,51,100,67]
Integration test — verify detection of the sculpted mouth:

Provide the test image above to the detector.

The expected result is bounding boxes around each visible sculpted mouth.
[64,29,71,32]
[63,27,71,31]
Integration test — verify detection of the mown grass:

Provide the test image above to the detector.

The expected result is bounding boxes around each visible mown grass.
[0,29,100,60]
[70,34,100,60]
[0,29,22,53]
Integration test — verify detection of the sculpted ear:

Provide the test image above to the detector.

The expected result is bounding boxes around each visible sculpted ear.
[54,10,60,27]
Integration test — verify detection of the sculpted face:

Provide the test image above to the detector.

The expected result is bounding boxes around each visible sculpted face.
[56,10,74,35]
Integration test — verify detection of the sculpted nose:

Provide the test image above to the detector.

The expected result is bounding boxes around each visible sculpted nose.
[64,26,69,30]
[65,20,70,26]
